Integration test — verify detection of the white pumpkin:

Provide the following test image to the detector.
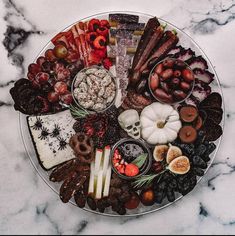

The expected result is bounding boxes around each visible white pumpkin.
[140,102,182,145]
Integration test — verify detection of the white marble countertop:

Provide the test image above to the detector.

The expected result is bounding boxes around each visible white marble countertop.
[0,0,235,234]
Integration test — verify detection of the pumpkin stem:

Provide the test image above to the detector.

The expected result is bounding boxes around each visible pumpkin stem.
[157,121,166,128]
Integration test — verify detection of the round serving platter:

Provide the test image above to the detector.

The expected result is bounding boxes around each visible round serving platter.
[18,11,224,217]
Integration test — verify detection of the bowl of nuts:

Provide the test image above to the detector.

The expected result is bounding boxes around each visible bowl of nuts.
[71,65,117,112]
[148,58,195,104]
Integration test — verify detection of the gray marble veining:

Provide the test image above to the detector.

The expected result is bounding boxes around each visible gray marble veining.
[1,0,235,234]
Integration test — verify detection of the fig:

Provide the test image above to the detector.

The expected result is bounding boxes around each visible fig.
[168,156,190,175]
[166,145,182,164]
[154,88,173,103]
[180,106,198,123]
[179,125,197,143]
[140,189,155,206]
[150,73,159,90]
[153,145,169,162]
[161,69,173,80]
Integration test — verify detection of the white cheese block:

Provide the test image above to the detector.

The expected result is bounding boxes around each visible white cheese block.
[27,110,76,170]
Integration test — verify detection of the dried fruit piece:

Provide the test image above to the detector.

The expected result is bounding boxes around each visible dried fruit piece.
[182,68,195,82]
[199,92,222,109]
[179,125,197,143]
[140,188,155,206]
[153,145,169,162]
[150,73,159,90]
[168,156,190,175]
[124,192,140,209]
[194,116,203,130]
[166,145,182,164]
[180,106,198,123]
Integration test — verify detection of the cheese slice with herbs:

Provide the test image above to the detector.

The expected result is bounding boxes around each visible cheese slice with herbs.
[27,110,76,170]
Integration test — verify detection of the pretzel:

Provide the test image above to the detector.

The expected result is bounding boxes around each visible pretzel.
[69,133,94,163]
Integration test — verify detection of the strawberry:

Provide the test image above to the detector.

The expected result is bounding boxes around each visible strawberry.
[86,32,98,44]
[94,48,107,59]
[96,27,109,37]
[88,19,100,32]
[125,164,139,177]
[103,58,112,70]
[100,19,110,28]
[93,35,106,49]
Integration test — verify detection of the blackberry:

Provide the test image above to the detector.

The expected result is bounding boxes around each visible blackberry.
[201,155,210,163]
[195,130,206,146]
[87,196,97,211]
[195,144,207,156]
[154,189,166,204]
[180,144,195,156]
[116,206,127,215]
[73,119,86,133]
[166,187,175,202]
[193,168,205,177]
[168,179,178,190]
[192,155,207,169]
[104,125,120,145]
[204,143,216,156]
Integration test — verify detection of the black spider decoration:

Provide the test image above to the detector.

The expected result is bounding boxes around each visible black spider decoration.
[50,124,61,137]
[57,136,67,150]
[31,117,43,130]
[38,127,50,140]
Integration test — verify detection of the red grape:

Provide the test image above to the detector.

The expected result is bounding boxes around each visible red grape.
[28,63,41,76]
[45,49,57,62]
[60,92,73,105]
[36,56,46,67]
[54,44,68,59]
[27,72,35,81]
[48,91,59,103]
[56,68,71,81]
[54,81,68,95]
[35,72,50,84]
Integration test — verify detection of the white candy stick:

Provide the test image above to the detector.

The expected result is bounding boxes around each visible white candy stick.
[88,162,95,195]
[103,165,112,197]
[95,169,104,200]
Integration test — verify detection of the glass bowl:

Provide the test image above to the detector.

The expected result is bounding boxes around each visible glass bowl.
[148,58,195,104]
[110,138,152,180]
[71,65,117,113]
[19,11,225,217]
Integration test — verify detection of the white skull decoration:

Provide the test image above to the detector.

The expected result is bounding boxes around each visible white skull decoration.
[118,109,141,139]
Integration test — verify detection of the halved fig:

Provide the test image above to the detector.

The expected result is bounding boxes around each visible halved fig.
[168,156,190,175]
[166,145,182,164]
[179,125,197,143]
[180,106,198,123]
[153,145,169,162]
